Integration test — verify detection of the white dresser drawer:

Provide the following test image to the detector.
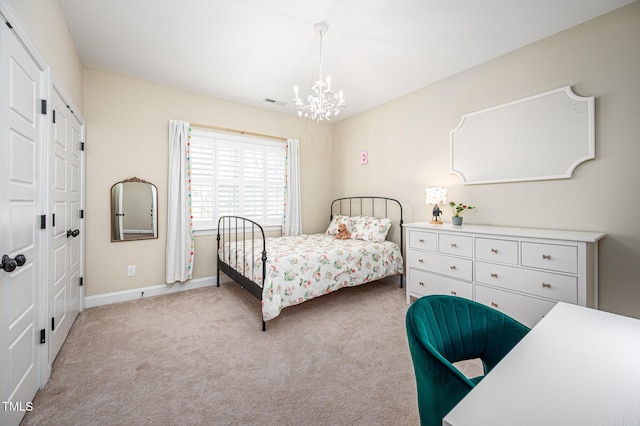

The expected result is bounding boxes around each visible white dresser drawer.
[521,242,578,274]
[475,285,557,328]
[475,238,518,265]
[438,234,473,257]
[409,230,437,252]
[409,269,473,299]
[476,262,578,304]
[407,250,473,281]
[404,222,602,324]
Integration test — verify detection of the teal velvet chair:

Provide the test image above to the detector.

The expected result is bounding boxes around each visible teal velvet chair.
[406,295,530,426]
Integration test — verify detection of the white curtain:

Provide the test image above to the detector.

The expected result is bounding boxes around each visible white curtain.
[283,138,302,236]
[166,120,194,283]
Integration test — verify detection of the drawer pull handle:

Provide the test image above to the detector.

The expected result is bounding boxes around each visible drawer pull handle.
[491,302,499,308]
[490,273,498,278]
[418,281,425,286]
[542,283,551,288]
[451,291,457,295]
[491,248,498,254]
[542,254,552,260]
[450,243,457,248]
[418,259,424,263]
[450,265,457,270]
[419,239,425,243]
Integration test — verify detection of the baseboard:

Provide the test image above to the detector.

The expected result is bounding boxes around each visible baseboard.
[84,275,231,309]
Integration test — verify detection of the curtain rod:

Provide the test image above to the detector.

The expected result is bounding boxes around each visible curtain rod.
[189,122,287,142]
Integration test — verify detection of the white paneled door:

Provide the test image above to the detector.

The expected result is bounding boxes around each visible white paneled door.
[49,88,82,364]
[0,22,45,425]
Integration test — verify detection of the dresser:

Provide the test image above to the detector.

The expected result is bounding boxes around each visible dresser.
[404,223,605,327]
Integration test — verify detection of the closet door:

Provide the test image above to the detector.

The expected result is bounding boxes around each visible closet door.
[49,88,82,363]
[0,23,45,426]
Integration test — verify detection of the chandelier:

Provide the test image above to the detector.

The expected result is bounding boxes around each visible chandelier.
[293,22,346,121]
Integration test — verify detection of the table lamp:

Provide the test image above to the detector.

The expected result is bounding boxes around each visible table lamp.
[425,187,447,225]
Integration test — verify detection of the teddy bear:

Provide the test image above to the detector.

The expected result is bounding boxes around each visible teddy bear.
[335,223,351,240]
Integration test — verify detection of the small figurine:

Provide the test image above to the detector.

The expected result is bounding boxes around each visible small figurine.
[431,204,443,224]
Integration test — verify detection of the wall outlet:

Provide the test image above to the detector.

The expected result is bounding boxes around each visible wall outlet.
[127,265,136,276]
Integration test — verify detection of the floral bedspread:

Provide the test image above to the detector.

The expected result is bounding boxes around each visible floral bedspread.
[219,234,404,321]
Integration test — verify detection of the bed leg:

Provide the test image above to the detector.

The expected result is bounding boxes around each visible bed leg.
[262,320,266,332]
[400,273,404,289]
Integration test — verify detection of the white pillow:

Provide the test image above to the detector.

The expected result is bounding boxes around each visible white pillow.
[325,215,348,235]
[326,215,361,236]
[351,216,392,242]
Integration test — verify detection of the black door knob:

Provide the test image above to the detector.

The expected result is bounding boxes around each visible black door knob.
[67,229,80,238]
[1,254,26,273]
[14,254,26,266]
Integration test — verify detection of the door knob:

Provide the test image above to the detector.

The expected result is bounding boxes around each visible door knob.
[67,228,80,238]
[1,254,26,272]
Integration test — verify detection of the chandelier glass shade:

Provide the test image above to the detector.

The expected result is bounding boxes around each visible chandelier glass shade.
[293,22,346,121]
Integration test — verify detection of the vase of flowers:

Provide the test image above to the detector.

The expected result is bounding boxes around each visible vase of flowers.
[450,202,475,226]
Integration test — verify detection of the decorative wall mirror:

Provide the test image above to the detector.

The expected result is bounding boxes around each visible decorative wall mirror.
[111,177,158,242]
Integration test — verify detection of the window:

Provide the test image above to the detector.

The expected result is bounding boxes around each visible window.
[189,128,286,232]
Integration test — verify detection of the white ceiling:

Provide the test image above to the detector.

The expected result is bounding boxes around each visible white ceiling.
[56,0,634,121]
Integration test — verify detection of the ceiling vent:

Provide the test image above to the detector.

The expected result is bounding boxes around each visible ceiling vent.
[263,98,287,106]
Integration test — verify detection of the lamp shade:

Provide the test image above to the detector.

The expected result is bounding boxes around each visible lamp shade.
[425,187,447,205]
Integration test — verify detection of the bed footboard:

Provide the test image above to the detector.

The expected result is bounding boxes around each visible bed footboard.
[216,216,267,331]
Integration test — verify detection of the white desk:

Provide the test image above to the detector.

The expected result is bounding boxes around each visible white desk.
[443,302,640,426]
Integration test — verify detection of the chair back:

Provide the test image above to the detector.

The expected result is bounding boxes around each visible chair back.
[406,295,530,426]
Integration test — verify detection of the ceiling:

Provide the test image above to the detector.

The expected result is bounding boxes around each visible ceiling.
[56,0,634,121]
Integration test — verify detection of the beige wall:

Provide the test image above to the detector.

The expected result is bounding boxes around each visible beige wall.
[8,0,84,110]
[83,69,334,296]
[9,0,640,317]
[334,2,640,318]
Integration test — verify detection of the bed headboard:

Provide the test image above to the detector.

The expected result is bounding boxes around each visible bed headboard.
[330,196,403,248]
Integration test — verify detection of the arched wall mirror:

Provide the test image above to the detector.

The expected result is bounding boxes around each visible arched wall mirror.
[111,177,158,242]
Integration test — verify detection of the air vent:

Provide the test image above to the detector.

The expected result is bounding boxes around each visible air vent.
[263,98,287,106]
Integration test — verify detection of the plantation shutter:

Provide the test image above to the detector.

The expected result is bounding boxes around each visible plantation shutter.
[243,147,264,220]
[217,141,241,217]
[188,128,286,231]
[266,149,286,220]
[190,142,215,229]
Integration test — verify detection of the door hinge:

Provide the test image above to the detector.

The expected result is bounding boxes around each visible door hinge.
[5,21,13,29]
[80,142,85,151]
[41,99,47,115]
[80,209,84,219]
[52,213,55,227]
[40,215,46,229]
[51,317,55,331]
[79,277,83,287]
[40,329,46,344]
[53,110,56,123]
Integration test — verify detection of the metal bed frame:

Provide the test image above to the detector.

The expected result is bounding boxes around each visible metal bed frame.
[216,196,404,331]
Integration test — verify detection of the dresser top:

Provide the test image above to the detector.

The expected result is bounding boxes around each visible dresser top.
[403,222,605,243]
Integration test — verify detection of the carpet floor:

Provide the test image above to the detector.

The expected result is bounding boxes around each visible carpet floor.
[21,278,434,426]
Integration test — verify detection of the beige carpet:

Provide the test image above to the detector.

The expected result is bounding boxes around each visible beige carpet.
[22,278,436,426]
